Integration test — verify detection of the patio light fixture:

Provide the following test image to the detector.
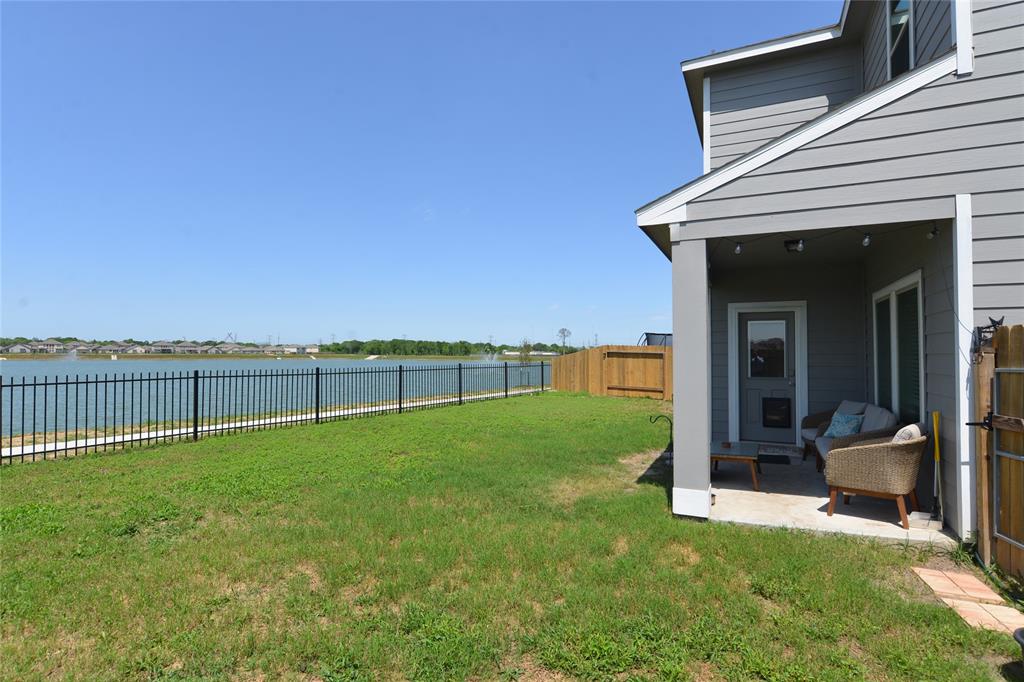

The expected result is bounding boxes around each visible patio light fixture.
[784,239,804,253]
[927,226,940,239]
[862,233,872,247]
[734,242,743,255]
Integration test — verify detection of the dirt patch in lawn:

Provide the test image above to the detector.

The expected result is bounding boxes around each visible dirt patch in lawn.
[511,655,571,681]
[549,450,667,507]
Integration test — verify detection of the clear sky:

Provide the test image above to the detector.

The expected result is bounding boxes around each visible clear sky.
[1,1,840,346]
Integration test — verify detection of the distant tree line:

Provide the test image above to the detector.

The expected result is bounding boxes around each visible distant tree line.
[320,338,580,356]
[1,336,584,356]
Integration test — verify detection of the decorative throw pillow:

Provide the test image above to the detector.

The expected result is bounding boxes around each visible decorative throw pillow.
[824,413,864,438]
[892,423,926,442]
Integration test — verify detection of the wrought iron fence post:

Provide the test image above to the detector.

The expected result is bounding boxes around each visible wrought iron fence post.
[398,365,403,413]
[315,366,321,424]
[192,370,199,441]
[540,362,545,391]
[504,362,509,398]
[458,363,463,405]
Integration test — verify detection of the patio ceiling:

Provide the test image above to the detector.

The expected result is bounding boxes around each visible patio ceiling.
[707,220,943,272]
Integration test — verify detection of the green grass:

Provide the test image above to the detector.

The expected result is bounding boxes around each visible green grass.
[0,393,1015,680]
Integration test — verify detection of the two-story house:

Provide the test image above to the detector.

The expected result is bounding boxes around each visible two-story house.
[635,0,1022,541]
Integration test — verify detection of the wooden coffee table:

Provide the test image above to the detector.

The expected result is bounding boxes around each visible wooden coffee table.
[710,441,763,491]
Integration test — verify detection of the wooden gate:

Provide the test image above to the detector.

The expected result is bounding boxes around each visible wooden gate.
[976,324,1024,578]
[550,345,672,400]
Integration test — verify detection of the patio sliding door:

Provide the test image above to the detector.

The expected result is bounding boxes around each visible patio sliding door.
[872,272,923,425]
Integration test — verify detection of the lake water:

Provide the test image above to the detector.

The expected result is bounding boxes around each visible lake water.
[0,357,546,440]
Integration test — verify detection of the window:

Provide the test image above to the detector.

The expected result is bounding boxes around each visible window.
[887,0,914,79]
[873,272,923,424]
[748,320,786,378]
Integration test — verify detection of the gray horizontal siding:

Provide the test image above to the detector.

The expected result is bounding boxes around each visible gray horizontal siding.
[708,263,867,442]
[916,0,954,66]
[863,0,888,90]
[971,192,1024,325]
[688,3,1024,316]
[707,46,860,170]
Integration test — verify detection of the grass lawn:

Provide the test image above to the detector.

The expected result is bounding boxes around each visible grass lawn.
[0,393,1016,680]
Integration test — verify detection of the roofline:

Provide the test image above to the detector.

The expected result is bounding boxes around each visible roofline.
[679,0,851,74]
[636,52,957,226]
[680,25,839,73]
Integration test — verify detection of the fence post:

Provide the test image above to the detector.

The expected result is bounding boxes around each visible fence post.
[504,362,509,398]
[458,363,463,405]
[540,362,545,391]
[192,370,199,441]
[398,365,403,413]
[315,366,321,424]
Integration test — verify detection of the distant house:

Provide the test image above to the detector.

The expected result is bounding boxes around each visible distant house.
[37,339,65,354]
[304,345,320,354]
[74,344,97,353]
[175,342,200,354]
[125,345,148,354]
[281,345,299,354]
[151,341,176,354]
[4,343,31,354]
[212,343,243,354]
[96,344,122,354]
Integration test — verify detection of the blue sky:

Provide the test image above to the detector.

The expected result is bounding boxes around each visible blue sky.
[1,1,840,346]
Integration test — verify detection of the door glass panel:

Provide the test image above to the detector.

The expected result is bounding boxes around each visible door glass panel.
[875,299,892,410]
[748,320,786,378]
[897,287,921,423]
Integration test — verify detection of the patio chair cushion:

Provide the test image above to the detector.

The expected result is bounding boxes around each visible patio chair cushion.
[824,413,864,438]
[836,400,868,415]
[801,427,820,443]
[815,436,834,459]
[862,404,898,432]
[893,423,927,442]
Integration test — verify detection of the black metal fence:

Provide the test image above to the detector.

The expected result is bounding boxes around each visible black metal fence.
[1,362,547,463]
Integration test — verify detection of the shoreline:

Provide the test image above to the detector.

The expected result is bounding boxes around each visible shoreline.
[0,353,554,363]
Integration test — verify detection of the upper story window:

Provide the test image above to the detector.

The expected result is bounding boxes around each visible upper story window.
[888,0,913,78]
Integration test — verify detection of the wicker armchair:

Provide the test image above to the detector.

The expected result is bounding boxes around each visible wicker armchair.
[824,435,928,529]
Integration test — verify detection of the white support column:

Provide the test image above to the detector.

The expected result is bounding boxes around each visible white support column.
[954,194,975,538]
[671,237,711,518]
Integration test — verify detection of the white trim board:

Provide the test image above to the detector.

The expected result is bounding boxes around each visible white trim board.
[954,0,974,75]
[727,301,808,446]
[636,53,957,228]
[953,194,974,538]
[672,485,712,518]
[702,76,711,175]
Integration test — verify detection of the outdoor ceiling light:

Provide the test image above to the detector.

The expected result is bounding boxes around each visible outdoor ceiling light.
[784,239,804,253]
[734,242,743,255]
[927,226,940,239]
[862,233,872,247]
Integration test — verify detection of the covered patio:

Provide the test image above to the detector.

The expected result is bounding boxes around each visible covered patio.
[667,217,971,542]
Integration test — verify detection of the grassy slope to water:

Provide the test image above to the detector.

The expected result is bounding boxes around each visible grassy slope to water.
[0,393,1015,680]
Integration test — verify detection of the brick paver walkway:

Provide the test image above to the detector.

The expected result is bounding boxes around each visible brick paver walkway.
[912,566,1024,635]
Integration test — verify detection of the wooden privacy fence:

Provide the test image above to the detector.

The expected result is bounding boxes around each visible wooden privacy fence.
[550,345,672,400]
[976,324,1024,579]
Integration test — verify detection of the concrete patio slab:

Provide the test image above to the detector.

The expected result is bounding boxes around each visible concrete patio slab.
[709,452,955,545]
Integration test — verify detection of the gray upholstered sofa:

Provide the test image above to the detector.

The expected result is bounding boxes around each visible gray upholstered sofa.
[800,400,900,471]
